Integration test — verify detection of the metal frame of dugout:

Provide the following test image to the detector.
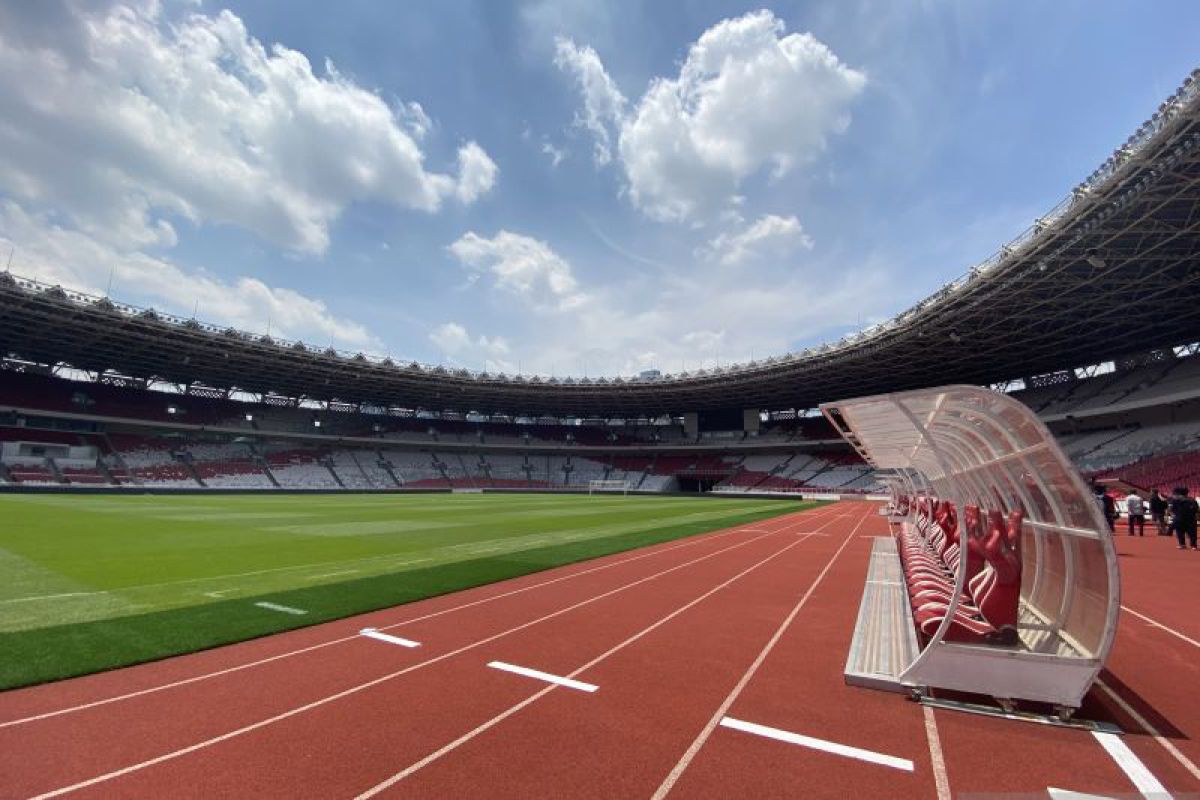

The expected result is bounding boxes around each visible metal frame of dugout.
[824,385,1119,714]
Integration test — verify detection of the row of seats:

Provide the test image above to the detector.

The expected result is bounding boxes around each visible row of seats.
[897,497,1023,645]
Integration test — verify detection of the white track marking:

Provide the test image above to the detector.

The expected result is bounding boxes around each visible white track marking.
[203,590,236,599]
[253,602,307,616]
[651,509,870,799]
[360,629,420,648]
[351,507,864,798]
[351,529,833,799]
[1095,679,1200,782]
[27,529,792,799]
[923,705,952,800]
[3,505,836,731]
[487,661,598,693]
[717,717,912,771]
[1092,731,1172,799]
[1048,789,1116,799]
[1120,605,1200,649]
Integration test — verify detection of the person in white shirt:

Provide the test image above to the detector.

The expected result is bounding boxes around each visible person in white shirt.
[1125,491,1146,536]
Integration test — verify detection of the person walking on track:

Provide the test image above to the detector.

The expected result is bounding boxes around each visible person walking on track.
[1125,490,1145,536]
[1149,489,1169,536]
[1168,486,1199,550]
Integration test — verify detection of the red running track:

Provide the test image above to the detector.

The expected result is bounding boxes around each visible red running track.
[1,502,1199,798]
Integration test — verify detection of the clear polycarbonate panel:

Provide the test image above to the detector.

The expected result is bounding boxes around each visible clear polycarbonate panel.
[1060,536,1112,657]
[1025,527,1067,633]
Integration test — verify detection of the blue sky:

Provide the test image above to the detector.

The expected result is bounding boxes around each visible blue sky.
[0,1,1196,377]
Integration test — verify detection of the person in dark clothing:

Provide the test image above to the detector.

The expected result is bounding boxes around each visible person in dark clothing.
[1096,486,1118,532]
[1149,489,1169,536]
[1168,486,1199,550]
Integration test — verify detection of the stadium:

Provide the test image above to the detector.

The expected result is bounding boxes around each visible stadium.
[2,5,1200,799]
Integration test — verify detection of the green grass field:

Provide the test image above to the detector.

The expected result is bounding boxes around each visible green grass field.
[0,492,814,689]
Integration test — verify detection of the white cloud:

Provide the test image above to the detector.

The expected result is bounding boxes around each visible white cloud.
[430,219,901,378]
[0,2,497,254]
[429,322,472,353]
[455,142,499,204]
[541,141,567,167]
[448,230,584,310]
[487,262,897,378]
[555,10,865,222]
[0,201,378,350]
[701,214,814,265]
[553,37,627,165]
[428,322,513,372]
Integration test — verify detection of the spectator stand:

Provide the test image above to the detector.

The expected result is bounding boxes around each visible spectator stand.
[823,385,1119,722]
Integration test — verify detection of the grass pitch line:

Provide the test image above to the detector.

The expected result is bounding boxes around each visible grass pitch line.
[487,661,598,693]
[360,628,420,648]
[718,717,913,771]
[309,570,360,580]
[0,591,90,605]
[0,557,431,606]
[253,602,308,616]
[651,507,872,799]
[27,531,787,799]
[1091,731,1172,799]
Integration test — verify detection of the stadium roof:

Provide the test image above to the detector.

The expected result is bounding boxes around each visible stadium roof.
[3,70,1200,418]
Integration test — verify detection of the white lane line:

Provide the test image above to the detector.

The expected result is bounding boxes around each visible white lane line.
[351,508,862,800]
[3,504,838,731]
[253,602,307,616]
[718,717,912,771]
[1095,679,1200,782]
[1048,789,1116,799]
[923,705,952,800]
[351,529,833,799]
[651,509,872,799]
[1092,731,1173,799]
[360,628,420,648]
[487,661,598,693]
[1120,605,1200,649]
[26,530,787,799]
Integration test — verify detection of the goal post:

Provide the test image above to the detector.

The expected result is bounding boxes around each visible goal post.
[588,479,630,495]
